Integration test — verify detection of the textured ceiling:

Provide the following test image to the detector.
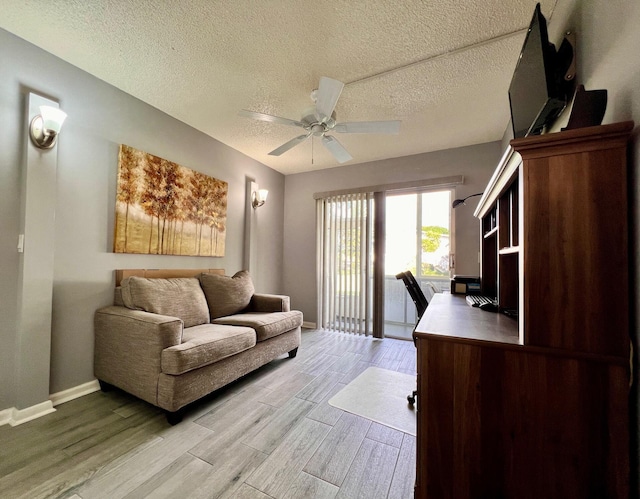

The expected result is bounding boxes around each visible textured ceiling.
[0,0,559,174]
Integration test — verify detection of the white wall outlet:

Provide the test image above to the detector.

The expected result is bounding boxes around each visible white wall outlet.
[17,234,24,253]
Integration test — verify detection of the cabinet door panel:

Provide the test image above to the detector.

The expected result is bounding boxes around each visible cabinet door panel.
[415,338,629,499]
[522,147,628,356]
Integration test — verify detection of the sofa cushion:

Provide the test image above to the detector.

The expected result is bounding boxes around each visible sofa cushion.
[213,311,303,342]
[161,324,256,375]
[120,276,210,328]
[199,270,255,320]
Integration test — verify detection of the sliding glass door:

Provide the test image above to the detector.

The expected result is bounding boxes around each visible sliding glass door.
[384,189,452,339]
[317,187,452,340]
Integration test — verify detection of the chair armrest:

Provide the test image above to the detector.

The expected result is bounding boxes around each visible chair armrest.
[249,294,291,312]
[94,306,183,405]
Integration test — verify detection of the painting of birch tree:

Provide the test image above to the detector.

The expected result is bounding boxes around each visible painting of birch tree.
[114,145,228,256]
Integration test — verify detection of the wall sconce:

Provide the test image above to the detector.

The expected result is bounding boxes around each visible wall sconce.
[29,105,67,149]
[252,188,269,209]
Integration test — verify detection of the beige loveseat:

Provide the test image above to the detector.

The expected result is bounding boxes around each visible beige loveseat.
[94,269,302,424]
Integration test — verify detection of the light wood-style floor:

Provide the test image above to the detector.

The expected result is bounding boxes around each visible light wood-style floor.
[0,329,417,499]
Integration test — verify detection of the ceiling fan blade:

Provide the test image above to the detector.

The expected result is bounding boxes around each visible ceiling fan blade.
[333,120,401,134]
[315,77,344,120]
[239,109,304,128]
[321,135,353,164]
[268,133,311,156]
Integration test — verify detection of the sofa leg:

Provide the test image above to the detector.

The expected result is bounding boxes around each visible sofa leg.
[98,380,114,392]
[288,347,298,358]
[165,409,184,425]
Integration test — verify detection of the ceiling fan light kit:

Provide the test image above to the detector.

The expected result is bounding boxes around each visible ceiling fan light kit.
[239,76,401,164]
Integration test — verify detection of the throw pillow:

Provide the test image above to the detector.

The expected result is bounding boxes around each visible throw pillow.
[120,276,210,328]
[199,270,254,319]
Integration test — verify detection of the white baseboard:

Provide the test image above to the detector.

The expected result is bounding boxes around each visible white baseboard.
[49,379,101,407]
[302,321,317,329]
[3,401,56,427]
[1,379,101,427]
[0,408,12,426]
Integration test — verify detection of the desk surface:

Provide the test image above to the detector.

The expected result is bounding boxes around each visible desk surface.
[414,293,520,345]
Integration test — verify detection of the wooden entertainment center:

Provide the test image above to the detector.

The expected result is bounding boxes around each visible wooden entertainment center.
[413,122,633,498]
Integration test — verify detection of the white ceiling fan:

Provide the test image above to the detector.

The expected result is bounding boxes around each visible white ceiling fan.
[239,77,401,164]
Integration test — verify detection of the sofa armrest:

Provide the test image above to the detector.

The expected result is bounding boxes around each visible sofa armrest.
[249,294,291,312]
[94,306,183,405]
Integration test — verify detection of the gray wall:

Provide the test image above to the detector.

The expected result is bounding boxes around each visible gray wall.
[0,28,285,409]
[282,142,502,324]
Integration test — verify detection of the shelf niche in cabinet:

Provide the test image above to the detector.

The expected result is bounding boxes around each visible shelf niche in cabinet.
[498,251,519,312]
[482,206,497,236]
[476,156,521,310]
[498,180,519,251]
[481,229,497,299]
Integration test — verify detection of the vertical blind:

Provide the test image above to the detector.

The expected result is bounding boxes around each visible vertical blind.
[316,192,374,335]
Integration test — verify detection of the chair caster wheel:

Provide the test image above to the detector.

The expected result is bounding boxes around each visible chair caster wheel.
[407,389,417,406]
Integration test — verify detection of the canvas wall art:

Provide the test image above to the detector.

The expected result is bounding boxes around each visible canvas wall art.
[114,144,228,256]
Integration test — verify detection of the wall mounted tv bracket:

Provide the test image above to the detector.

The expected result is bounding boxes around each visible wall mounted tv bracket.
[556,31,576,96]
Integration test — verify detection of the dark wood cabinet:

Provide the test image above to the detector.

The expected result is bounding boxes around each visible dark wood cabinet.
[414,122,633,498]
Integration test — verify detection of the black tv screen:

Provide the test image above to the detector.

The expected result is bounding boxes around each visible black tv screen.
[509,3,567,138]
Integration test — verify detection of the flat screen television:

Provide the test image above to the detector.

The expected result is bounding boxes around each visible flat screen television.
[508,3,571,138]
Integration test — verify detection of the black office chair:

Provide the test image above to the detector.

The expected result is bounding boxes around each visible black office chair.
[395,271,428,321]
[395,270,429,405]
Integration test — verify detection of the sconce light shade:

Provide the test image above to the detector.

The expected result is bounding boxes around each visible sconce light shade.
[252,188,269,209]
[29,105,67,149]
